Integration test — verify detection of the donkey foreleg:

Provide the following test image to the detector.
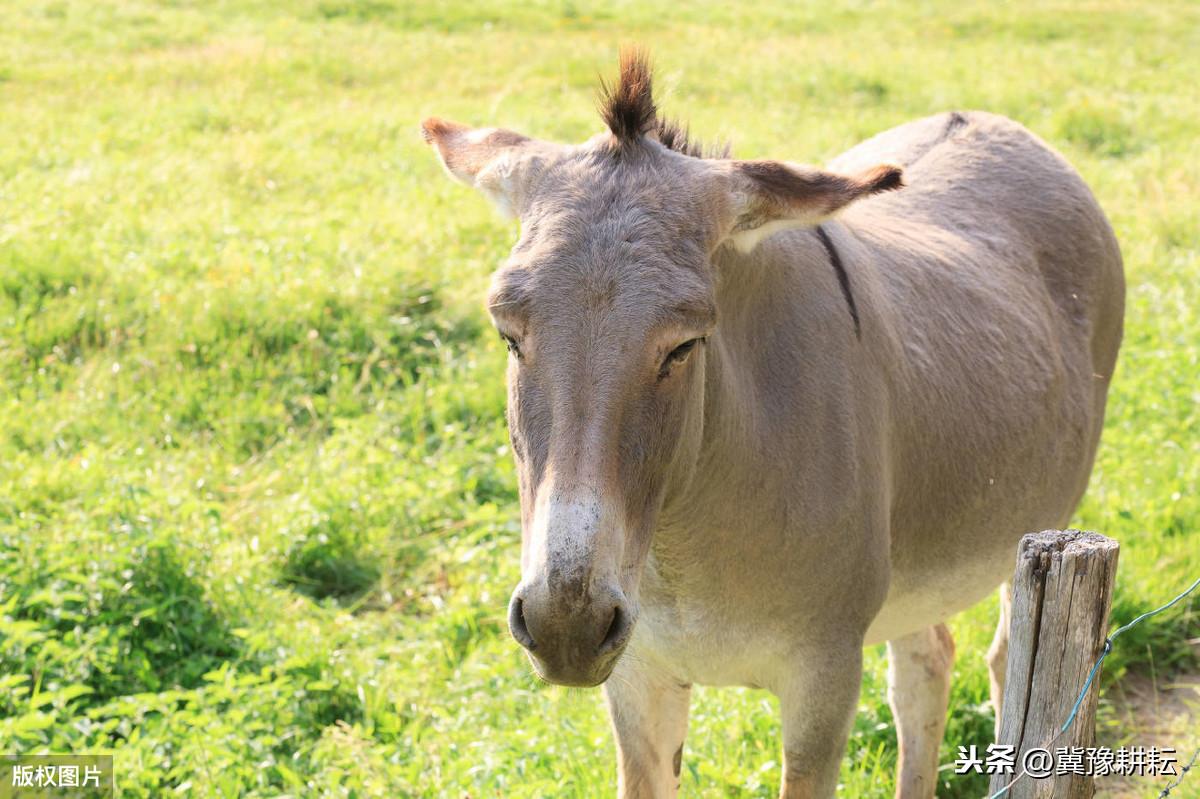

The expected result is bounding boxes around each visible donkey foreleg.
[603,656,691,799]
[778,637,865,799]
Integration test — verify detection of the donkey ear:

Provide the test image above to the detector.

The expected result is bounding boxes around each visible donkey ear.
[722,159,904,252]
[420,117,541,218]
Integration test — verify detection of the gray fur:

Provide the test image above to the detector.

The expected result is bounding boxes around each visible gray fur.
[422,60,1123,798]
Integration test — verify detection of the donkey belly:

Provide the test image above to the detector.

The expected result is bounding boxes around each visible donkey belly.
[863,317,1108,647]
[854,115,1124,645]
[862,255,1114,644]
[865,460,1090,647]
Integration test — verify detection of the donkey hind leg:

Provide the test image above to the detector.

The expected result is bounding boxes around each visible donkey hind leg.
[603,656,691,799]
[986,582,1012,738]
[887,624,955,799]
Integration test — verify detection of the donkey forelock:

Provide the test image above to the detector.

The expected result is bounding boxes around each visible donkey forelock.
[598,48,728,160]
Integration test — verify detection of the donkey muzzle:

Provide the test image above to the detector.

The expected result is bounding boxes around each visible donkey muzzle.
[508,577,635,687]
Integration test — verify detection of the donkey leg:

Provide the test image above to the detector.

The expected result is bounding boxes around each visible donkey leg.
[603,656,691,799]
[778,638,865,799]
[986,582,1012,737]
[886,624,955,799]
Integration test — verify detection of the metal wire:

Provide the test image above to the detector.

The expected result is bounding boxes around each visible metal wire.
[1156,746,1199,798]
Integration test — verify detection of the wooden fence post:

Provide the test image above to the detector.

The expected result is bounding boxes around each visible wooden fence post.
[990,530,1119,798]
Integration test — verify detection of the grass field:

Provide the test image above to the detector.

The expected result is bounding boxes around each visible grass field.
[1,1,1198,796]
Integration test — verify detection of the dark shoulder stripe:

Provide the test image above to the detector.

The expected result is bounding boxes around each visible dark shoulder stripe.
[815,225,861,340]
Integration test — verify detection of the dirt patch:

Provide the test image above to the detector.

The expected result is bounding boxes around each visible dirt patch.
[1095,670,1200,797]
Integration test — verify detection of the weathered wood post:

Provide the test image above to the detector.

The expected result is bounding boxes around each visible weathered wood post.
[990,530,1119,798]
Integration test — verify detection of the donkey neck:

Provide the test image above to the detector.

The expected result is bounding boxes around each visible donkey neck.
[711,224,860,346]
[655,225,865,539]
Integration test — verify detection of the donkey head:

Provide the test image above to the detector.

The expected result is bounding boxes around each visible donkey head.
[422,50,901,687]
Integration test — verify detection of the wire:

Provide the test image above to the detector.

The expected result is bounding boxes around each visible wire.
[1156,746,1199,798]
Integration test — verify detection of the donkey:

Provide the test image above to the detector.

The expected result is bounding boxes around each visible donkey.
[421,51,1123,798]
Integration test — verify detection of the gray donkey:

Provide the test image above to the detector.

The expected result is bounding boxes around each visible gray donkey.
[421,50,1123,799]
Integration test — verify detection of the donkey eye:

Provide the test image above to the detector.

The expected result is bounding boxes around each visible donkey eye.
[658,337,704,379]
[499,332,522,359]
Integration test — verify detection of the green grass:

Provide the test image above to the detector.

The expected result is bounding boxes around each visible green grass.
[1,1,1197,796]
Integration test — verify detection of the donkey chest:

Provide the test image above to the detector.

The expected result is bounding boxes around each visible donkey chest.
[633,594,800,689]
[631,525,886,687]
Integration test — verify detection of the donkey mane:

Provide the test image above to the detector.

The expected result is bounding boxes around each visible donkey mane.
[598,48,728,159]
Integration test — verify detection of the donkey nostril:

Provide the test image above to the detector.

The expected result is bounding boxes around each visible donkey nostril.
[598,604,630,655]
[508,596,536,651]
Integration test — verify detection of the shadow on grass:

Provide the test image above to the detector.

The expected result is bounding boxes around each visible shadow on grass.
[0,533,242,712]
[279,520,381,602]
